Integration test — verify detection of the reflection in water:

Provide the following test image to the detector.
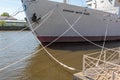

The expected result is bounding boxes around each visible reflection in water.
[0,31,39,80]
[0,31,120,80]
[21,41,120,80]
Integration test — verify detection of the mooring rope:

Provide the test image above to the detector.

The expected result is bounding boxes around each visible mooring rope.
[27,7,84,71]
[0,6,81,71]
[59,8,120,53]
[58,7,114,73]
[0,4,86,71]
[1,0,118,54]
[0,7,56,71]
[0,6,55,52]
[0,2,119,72]
[96,17,109,66]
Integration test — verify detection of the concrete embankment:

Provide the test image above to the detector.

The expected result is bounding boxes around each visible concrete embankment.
[0,26,30,31]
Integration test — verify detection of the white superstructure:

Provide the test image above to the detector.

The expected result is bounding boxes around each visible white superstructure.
[86,0,120,14]
[21,0,120,42]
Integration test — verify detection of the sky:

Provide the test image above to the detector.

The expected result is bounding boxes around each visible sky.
[0,0,25,20]
[0,0,86,20]
[51,0,86,6]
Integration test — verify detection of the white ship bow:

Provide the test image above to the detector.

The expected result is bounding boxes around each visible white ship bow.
[21,0,120,42]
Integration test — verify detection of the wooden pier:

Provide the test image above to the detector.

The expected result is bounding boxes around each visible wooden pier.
[73,48,120,80]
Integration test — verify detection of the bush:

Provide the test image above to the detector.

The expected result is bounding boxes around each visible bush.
[0,21,6,27]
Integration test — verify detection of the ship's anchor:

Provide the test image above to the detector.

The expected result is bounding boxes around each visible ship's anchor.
[32,13,41,23]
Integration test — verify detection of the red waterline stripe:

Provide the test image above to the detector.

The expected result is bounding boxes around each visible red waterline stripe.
[37,36,120,42]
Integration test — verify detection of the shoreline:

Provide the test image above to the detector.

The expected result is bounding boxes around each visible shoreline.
[0,26,30,31]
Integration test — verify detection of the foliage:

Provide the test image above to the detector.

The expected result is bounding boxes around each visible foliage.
[0,21,6,26]
[1,12,10,17]
[12,23,17,27]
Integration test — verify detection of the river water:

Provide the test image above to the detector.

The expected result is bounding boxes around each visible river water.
[0,31,120,80]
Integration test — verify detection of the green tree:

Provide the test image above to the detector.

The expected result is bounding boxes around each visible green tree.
[1,12,10,17]
[0,21,6,26]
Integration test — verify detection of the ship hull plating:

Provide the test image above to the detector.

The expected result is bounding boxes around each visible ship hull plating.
[22,0,120,42]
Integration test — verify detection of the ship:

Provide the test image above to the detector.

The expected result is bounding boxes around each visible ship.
[21,0,120,43]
